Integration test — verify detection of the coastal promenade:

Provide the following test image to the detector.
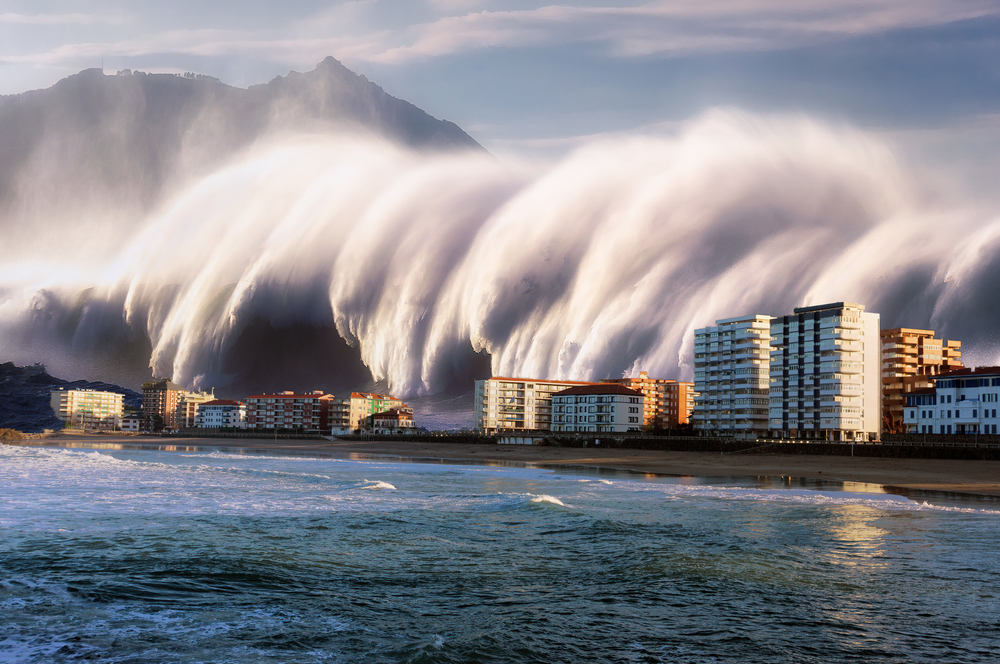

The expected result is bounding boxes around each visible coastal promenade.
[12,431,1000,499]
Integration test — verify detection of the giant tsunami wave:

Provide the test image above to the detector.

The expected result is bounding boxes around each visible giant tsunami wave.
[2,109,999,396]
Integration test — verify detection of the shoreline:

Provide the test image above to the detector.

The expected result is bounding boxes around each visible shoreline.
[11,431,1000,499]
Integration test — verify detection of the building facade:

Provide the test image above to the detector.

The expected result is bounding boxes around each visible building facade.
[177,389,216,429]
[245,391,334,431]
[602,371,695,429]
[194,400,247,428]
[881,328,962,432]
[904,367,1000,435]
[474,377,600,432]
[769,302,881,441]
[142,379,185,431]
[693,314,774,439]
[328,393,407,433]
[551,384,644,433]
[50,388,123,430]
[372,408,415,434]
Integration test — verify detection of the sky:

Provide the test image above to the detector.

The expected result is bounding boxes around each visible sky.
[2,1,1000,158]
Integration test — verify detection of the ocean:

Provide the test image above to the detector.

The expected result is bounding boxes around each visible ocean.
[2,444,999,663]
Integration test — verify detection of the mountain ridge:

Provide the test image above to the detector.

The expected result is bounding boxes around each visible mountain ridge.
[0,57,484,245]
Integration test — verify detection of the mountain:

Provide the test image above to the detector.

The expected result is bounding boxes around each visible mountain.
[0,57,484,241]
[0,362,141,433]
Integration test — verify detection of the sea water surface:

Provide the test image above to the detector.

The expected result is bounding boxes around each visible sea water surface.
[2,444,1000,663]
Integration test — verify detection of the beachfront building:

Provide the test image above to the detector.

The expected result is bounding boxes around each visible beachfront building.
[120,413,142,432]
[49,388,123,430]
[474,377,600,433]
[194,399,247,428]
[328,392,407,433]
[693,314,774,439]
[244,391,334,432]
[769,302,881,442]
[372,408,415,434]
[602,371,695,429]
[142,378,185,431]
[550,384,644,433]
[881,328,962,432]
[177,388,216,429]
[904,367,1000,435]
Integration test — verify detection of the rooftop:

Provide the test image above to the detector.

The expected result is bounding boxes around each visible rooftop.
[552,384,643,397]
[200,399,242,407]
[793,302,865,314]
[936,366,1000,379]
[246,393,333,399]
[483,376,599,386]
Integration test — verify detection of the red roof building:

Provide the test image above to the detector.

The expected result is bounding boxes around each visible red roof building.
[244,391,334,432]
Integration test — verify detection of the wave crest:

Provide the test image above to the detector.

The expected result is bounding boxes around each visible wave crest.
[2,109,998,394]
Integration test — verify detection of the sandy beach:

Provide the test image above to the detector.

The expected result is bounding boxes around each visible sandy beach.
[13,431,1000,499]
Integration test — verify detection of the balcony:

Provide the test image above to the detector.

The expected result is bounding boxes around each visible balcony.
[821,330,862,342]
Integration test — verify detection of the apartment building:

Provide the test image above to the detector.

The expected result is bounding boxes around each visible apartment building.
[194,399,247,428]
[50,388,123,429]
[769,302,881,442]
[327,393,407,432]
[245,391,334,431]
[881,328,962,431]
[551,384,644,433]
[602,371,695,429]
[474,377,599,432]
[142,379,185,431]
[177,389,216,429]
[693,314,774,439]
[904,367,1000,435]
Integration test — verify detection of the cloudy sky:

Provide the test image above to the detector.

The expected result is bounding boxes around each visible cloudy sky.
[2,0,1000,155]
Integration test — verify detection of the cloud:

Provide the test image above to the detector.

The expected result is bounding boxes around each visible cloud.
[3,0,999,76]
[365,0,1000,62]
[0,12,127,26]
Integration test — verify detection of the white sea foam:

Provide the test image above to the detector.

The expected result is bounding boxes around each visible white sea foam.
[361,480,397,490]
[530,494,567,506]
[4,446,999,519]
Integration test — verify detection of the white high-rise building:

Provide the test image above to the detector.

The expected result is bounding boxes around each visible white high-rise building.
[693,314,774,439]
[768,302,881,441]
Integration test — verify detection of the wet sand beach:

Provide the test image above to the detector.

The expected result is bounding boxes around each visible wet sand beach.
[15,431,1000,498]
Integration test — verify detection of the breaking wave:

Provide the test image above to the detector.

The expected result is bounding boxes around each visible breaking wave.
[2,109,999,396]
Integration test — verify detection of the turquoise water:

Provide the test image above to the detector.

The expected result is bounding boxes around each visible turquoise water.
[2,444,1000,663]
